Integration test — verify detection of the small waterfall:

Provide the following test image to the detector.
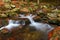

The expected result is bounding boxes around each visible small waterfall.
[19,14,54,33]
[0,14,54,33]
[0,20,20,30]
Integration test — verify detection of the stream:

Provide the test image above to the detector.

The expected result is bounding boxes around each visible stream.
[0,14,54,33]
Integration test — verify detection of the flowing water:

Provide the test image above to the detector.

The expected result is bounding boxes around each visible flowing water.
[0,14,54,40]
[0,14,54,33]
[0,20,20,30]
[19,14,54,33]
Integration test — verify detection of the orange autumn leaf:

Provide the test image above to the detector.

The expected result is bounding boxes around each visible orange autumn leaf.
[0,2,4,6]
[7,37,16,40]
[48,30,53,40]
[11,1,18,4]
[48,26,60,40]
[54,36,58,40]
[11,1,19,8]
